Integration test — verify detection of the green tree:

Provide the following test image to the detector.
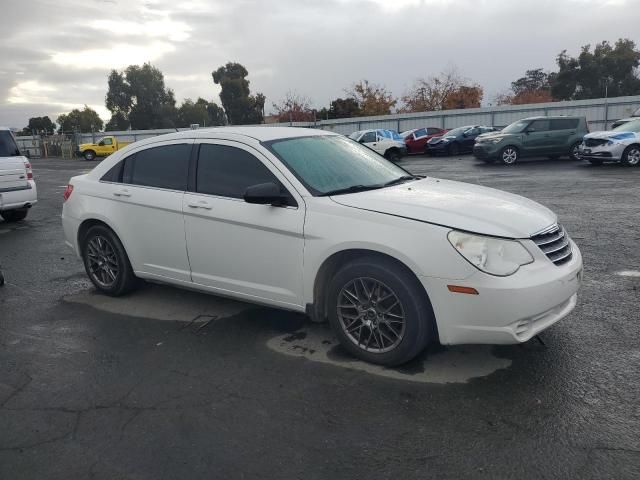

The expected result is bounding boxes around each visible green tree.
[212,62,264,125]
[105,63,178,129]
[57,106,104,133]
[496,68,554,105]
[22,116,55,135]
[105,111,130,131]
[177,98,227,127]
[551,39,640,100]
[327,98,360,119]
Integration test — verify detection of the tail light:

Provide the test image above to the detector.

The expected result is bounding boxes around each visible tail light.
[24,161,33,180]
[63,184,74,202]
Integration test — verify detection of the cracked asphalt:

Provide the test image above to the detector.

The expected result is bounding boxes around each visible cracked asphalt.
[1,153,639,479]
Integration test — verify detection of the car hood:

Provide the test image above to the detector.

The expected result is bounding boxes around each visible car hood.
[477,131,516,141]
[428,136,453,144]
[330,178,557,238]
[584,130,639,141]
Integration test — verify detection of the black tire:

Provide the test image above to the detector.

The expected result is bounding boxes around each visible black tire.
[83,150,96,161]
[1,209,28,222]
[385,149,401,162]
[569,142,581,161]
[500,146,519,165]
[81,225,138,296]
[621,145,640,167]
[588,159,603,166]
[327,256,435,366]
[448,143,459,157]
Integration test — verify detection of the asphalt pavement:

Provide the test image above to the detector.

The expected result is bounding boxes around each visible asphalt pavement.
[1,153,639,479]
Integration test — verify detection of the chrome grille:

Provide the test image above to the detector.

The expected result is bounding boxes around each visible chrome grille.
[584,138,608,147]
[531,224,572,266]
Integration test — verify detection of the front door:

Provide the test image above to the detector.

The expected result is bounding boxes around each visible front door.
[522,119,552,156]
[183,141,305,308]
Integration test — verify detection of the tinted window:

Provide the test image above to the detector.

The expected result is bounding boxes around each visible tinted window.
[414,128,427,138]
[361,131,376,143]
[550,118,579,130]
[124,144,190,190]
[465,127,480,136]
[427,128,440,135]
[101,159,125,182]
[0,131,20,157]
[103,137,113,145]
[529,119,550,132]
[196,144,281,199]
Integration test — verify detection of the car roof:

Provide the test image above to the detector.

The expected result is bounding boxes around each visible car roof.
[521,115,583,120]
[142,126,336,145]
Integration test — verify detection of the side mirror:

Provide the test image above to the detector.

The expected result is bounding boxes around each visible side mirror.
[244,182,287,206]
[358,138,366,143]
[98,141,104,146]
[525,127,536,134]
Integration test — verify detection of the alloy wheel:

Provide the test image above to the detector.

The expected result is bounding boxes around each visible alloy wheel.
[627,147,640,165]
[502,147,518,164]
[337,277,406,354]
[86,235,120,288]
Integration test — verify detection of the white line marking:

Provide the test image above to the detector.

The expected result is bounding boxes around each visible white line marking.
[616,270,640,277]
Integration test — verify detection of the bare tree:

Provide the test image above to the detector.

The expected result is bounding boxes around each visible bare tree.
[272,91,315,122]
[400,67,482,112]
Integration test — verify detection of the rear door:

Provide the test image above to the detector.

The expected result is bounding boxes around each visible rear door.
[99,140,193,282]
[0,131,28,200]
[522,119,552,156]
[549,118,580,155]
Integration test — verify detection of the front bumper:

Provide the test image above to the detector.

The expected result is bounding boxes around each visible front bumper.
[578,142,624,163]
[426,142,451,154]
[420,238,583,345]
[473,143,500,159]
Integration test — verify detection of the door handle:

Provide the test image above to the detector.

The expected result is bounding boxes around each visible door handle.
[113,189,131,197]
[187,201,212,210]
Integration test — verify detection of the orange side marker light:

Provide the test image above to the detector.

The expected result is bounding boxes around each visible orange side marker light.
[447,285,479,295]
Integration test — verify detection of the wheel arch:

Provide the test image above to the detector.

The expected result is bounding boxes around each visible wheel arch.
[308,248,437,338]
[77,217,128,257]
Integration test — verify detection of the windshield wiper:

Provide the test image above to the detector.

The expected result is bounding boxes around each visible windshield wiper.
[382,175,420,187]
[319,184,384,196]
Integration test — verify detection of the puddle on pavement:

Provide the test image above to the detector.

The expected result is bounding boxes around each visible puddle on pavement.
[64,283,250,322]
[267,324,512,384]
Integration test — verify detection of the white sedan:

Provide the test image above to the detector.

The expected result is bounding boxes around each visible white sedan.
[579,118,640,166]
[62,127,582,366]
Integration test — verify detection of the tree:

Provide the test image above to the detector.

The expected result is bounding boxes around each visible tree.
[177,98,227,127]
[327,98,360,119]
[400,68,482,112]
[105,112,130,131]
[272,91,315,122]
[551,39,640,100]
[495,68,554,105]
[22,116,55,135]
[212,62,265,125]
[346,80,396,116]
[104,63,178,130]
[57,105,104,133]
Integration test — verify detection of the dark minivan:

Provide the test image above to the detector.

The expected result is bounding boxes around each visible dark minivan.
[473,116,589,165]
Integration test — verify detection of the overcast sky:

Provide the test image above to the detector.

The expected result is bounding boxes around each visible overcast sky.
[1,0,638,128]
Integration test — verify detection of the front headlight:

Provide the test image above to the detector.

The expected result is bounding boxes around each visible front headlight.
[485,137,502,144]
[448,230,534,276]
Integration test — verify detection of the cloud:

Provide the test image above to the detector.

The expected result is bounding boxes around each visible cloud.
[0,0,639,128]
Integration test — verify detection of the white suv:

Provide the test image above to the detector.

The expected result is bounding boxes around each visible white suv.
[349,129,407,161]
[0,128,37,222]
[62,127,582,366]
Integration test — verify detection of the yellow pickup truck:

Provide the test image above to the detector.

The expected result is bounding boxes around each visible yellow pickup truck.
[76,136,131,161]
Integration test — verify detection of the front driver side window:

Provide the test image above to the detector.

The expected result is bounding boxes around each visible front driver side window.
[528,120,550,132]
[103,138,113,145]
[360,131,376,143]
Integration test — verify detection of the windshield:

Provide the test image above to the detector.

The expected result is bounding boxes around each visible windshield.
[612,119,640,133]
[444,126,473,137]
[265,135,413,196]
[348,132,361,140]
[0,131,21,157]
[400,130,413,138]
[502,120,529,134]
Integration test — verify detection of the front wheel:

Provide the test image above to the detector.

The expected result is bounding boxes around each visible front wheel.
[621,145,640,167]
[385,149,401,162]
[82,225,138,296]
[569,142,582,161]
[327,257,434,366]
[1,209,28,222]
[500,146,519,165]
[83,150,96,161]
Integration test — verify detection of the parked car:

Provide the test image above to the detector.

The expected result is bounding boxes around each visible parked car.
[62,127,582,366]
[76,135,131,161]
[426,125,496,156]
[473,116,589,165]
[0,127,37,222]
[348,129,407,161]
[402,127,448,154]
[610,106,640,129]
[579,118,640,166]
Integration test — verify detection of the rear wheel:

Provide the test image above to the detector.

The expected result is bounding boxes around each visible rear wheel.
[327,257,434,366]
[1,209,28,222]
[82,225,138,296]
[621,145,640,166]
[500,146,519,165]
[569,142,581,161]
[83,150,96,161]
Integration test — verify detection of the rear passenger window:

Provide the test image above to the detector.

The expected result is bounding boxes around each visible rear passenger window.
[124,144,190,190]
[427,128,440,135]
[196,144,282,199]
[550,118,579,130]
[100,159,125,182]
[529,119,550,132]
